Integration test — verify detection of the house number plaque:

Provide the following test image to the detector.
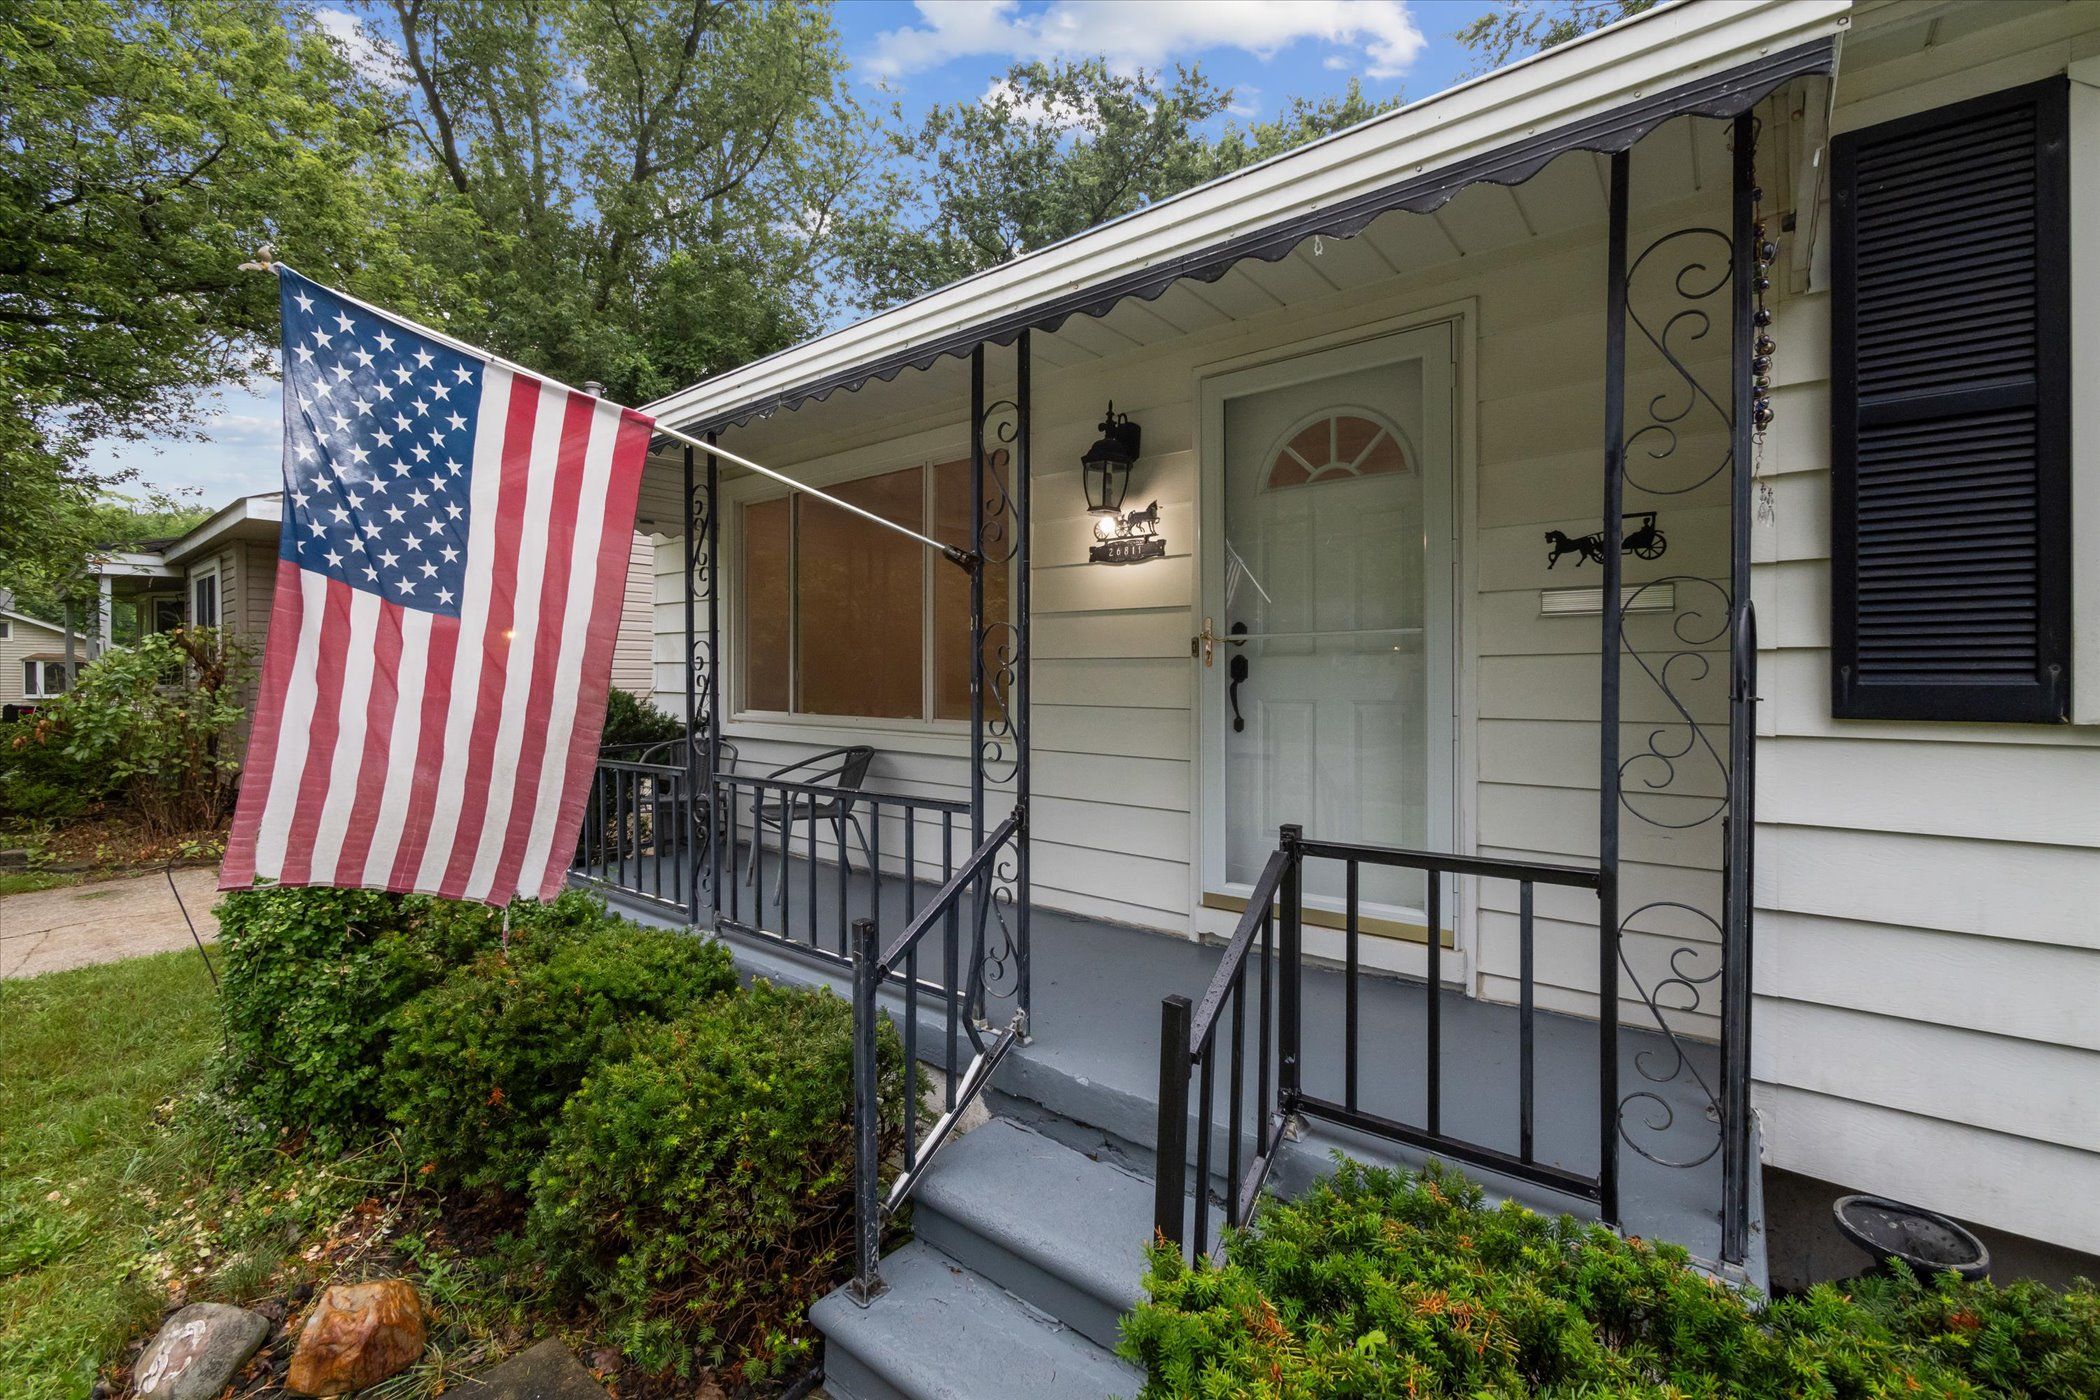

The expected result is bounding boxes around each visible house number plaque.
[1090,499,1167,564]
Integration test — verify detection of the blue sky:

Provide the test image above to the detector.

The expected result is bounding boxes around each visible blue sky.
[102,0,1501,507]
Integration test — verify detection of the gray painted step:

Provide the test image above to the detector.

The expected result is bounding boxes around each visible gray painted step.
[813,1242,1142,1400]
[911,1118,1151,1352]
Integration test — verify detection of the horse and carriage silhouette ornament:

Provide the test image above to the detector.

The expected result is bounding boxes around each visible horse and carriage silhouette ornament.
[1544,511,1668,569]
[1090,498,1168,564]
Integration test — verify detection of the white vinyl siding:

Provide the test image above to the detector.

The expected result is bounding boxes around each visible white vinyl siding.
[0,614,74,707]
[1750,0,2100,1254]
[609,532,655,699]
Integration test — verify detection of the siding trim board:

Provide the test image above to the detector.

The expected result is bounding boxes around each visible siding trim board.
[1829,78,2073,723]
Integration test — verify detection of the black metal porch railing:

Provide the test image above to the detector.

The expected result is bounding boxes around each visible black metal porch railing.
[570,757,696,919]
[570,758,977,968]
[1155,823,1606,1261]
[849,811,1026,1301]
[712,771,974,976]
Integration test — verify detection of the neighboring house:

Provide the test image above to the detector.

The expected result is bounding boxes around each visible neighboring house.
[90,492,659,709]
[572,4,2100,1377]
[94,493,287,675]
[0,608,83,711]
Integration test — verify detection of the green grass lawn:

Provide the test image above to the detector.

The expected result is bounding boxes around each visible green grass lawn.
[0,871,81,897]
[0,949,219,1398]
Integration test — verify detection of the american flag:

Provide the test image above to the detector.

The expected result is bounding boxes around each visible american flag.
[222,268,652,905]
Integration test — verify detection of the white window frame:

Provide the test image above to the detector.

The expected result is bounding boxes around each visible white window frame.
[190,567,220,630]
[0,619,11,640]
[22,659,71,699]
[723,448,1004,752]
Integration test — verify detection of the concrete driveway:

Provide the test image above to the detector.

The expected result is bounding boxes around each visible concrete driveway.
[0,867,222,979]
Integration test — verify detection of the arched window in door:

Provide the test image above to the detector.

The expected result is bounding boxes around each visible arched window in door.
[1264,407,1412,489]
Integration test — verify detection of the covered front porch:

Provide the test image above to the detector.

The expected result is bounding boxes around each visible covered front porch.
[578,3,1851,1314]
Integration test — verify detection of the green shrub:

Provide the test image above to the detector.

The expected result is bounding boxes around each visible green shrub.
[213,887,611,1142]
[382,922,737,1193]
[527,983,908,1383]
[0,711,115,824]
[1121,1159,2100,1398]
[25,629,249,836]
[601,687,684,750]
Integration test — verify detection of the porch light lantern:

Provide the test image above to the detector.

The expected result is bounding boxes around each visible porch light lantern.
[1081,401,1142,516]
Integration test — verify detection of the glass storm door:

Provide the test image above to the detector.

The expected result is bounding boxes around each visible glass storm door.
[1200,326,1454,927]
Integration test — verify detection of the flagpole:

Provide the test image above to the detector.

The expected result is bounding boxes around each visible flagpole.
[246,255,978,569]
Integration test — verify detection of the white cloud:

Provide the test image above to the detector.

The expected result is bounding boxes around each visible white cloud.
[314,7,402,85]
[864,0,1426,83]
[979,76,1101,131]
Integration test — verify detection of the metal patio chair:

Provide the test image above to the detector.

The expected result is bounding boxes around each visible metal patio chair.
[629,732,737,852]
[745,745,876,906]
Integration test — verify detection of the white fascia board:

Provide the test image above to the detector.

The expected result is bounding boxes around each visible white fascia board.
[645,0,1852,432]
[87,551,180,579]
[161,493,283,565]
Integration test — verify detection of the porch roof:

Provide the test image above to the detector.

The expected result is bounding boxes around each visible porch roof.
[643,0,1846,439]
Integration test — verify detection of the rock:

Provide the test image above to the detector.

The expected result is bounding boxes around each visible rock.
[133,1302,272,1400]
[456,1339,606,1398]
[286,1279,426,1396]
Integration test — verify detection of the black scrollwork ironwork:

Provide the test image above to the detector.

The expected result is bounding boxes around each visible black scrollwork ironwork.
[978,398,1022,567]
[1612,211,1747,1173]
[1619,575,1730,831]
[686,465,717,898]
[1615,904,1725,1169]
[971,395,1025,1013]
[1623,228,1735,497]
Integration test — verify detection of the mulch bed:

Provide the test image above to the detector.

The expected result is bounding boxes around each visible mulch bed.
[7,812,224,876]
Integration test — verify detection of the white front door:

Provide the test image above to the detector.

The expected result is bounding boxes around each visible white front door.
[1199,326,1455,926]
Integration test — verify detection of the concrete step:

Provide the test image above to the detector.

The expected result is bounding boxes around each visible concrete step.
[910,1118,1152,1352]
[813,1242,1142,1400]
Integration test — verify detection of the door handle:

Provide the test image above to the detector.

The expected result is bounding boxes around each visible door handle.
[1194,616,1215,667]
[1228,622,1249,731]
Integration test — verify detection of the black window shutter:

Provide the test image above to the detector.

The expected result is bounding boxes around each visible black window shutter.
[1830,78,2071,723]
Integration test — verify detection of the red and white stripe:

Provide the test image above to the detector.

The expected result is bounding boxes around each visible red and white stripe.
[222,367,649,905]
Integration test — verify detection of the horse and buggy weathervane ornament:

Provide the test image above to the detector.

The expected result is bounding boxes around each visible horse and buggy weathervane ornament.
[1545,511,1668,569]
[1091,498,1166,564]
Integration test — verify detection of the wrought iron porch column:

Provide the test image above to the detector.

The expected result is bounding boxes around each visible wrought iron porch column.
[968,344,988,1022]
[705,431,723,929]
[1597,147,1630,1231]
[1014,330,1032,1027]
[681,435,725,930]
[682,444,700,925]
[970,344,986,849]
[1719,110,1760,1269]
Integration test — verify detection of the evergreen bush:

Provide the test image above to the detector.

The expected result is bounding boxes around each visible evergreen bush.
[382,920,737,1192]
[527,982,909,1383]
[1120,1158,2100,1398]
[600,687,684,750]
[213,887,609,1141]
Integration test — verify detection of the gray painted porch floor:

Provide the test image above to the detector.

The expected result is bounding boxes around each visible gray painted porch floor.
[579,840,1757,1278]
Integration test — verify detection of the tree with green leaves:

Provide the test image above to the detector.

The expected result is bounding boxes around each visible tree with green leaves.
[842,61,1403,312]
[0,0,429,591]
[383,0,879,405]
[1454,0,1659,75]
